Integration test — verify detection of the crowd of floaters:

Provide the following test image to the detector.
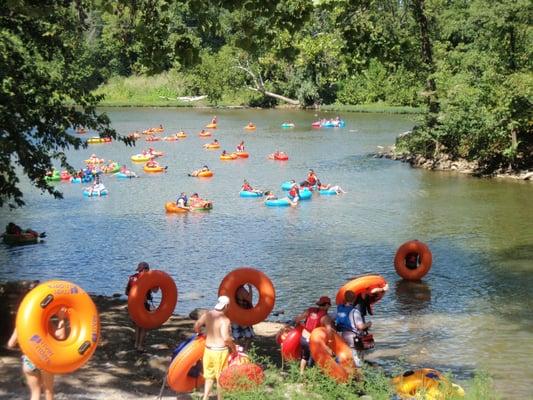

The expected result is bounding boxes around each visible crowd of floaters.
[46,116,348,206]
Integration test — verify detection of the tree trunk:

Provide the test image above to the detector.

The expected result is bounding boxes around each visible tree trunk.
[410,0,439,122]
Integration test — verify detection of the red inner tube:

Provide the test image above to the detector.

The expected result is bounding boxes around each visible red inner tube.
[394,240,432,280]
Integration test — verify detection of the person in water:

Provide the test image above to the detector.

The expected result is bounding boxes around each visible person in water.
[236,141,245,152]
[7,301,68,400]
[294,296,334,374]
[194,295,236,400]
[231,284,255,351]
[288,183,301,204]
[340,290,378,367]
[176,192,188,208]
[125,262,154,351]
[301,169,319,187]
[190,165,210,177]
[318,183,346,194]
[211,116,217,125]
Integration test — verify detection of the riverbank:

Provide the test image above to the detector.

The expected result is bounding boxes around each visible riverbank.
[92,74,422,114]
[0,282,498,399]
[374,143,533,181]
[0,285,284,400]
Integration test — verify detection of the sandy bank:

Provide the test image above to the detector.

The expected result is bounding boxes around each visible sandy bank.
[0,292,285,400]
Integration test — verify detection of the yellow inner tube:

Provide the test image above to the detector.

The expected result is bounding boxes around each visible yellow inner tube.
[392,369,465,400]
[144,165,164,173]
[131,154,151,162]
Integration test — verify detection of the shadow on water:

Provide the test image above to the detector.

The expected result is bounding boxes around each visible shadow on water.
[394,279,432,314]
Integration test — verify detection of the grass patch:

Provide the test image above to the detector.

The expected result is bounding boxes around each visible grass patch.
[93,72,197,107]
[216,346,498,400]
[321,102,425,114]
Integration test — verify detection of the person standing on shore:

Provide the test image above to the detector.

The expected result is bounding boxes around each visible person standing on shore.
[231,284,255,352]
[125,261,152,351]
[194,295,236,400]
[7,306,68,400]
[294,295,334,374]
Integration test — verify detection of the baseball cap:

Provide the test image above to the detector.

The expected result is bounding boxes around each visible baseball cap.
[316,296,331,306]
[214,295,230,311]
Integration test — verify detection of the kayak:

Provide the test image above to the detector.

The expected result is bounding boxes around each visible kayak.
[240,190,263,198]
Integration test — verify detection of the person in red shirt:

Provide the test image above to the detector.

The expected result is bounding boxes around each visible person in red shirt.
[294,296,334,374]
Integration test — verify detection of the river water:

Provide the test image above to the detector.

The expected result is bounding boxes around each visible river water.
[1,108,532,397]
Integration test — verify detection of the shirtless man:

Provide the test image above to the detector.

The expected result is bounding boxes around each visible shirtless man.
[194,295,236,400]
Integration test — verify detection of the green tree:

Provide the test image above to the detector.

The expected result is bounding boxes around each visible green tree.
[0,1,126,208]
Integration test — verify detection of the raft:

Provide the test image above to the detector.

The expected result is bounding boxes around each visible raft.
[165,202,189,213]
[240,190,263,198]
[205,123,217,129]
[265,198,291,207]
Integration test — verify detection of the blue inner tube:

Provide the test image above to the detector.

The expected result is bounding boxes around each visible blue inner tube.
[319,188,338,195]
[281,123,295,128]
[83,189,108,197]
[265,198,291,207]
[239,190,263,198]
[281,181,295,191]
[288,189,312,200]
[322,120,345,128]
[115,172,135,179]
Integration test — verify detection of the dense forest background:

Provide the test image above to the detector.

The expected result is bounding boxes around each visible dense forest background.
[0,0,531,206]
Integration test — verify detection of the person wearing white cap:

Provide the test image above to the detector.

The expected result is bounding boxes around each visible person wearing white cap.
[194,295,236,400]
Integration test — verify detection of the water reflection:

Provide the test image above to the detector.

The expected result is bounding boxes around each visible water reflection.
[394,279,432,313]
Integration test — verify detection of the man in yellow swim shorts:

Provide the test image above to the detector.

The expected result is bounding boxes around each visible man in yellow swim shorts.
[194,295,236,400]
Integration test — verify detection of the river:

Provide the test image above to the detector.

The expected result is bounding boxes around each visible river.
[1,108,532,398]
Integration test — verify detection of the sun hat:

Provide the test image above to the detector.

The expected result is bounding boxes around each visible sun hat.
[316,296,331,306]
[215,295,230,311]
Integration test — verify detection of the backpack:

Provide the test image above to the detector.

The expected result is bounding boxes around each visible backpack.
[125,273,139,296]
[335,304,354,332]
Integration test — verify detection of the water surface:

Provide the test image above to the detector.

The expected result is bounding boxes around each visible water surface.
[1,108,532,398]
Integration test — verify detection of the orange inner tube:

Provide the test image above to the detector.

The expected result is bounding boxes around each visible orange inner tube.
[128,270,178,329]
[235,151,249,158]
[16,280,100,374]
[165,202,188,213]
[394,240,432,280]
[167,335,206,392]
[197,171,213,178]
[335,274,389,305]
[309,327,356,382]
[219,363,264,391]
[218,267,275,326]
